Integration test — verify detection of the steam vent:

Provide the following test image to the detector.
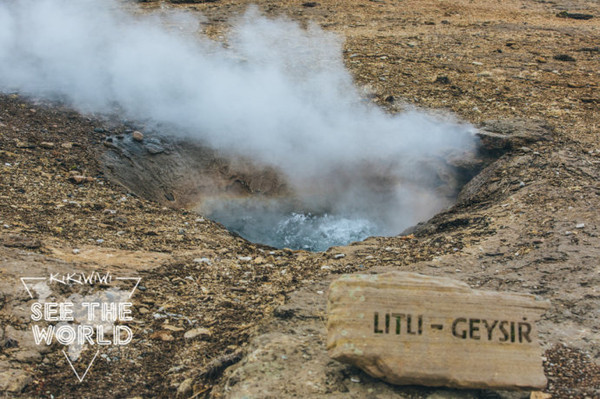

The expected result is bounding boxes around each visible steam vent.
[1,0,600,398]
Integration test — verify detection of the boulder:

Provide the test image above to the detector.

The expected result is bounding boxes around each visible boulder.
[327,272,550,390]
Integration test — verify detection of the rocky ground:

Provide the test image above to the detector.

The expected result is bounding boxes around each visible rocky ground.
[1,0,600,398]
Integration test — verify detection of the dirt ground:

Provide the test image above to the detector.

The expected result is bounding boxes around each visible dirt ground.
[1,0,599,397]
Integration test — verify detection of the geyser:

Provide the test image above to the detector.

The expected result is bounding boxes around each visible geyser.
[0,0,479,251]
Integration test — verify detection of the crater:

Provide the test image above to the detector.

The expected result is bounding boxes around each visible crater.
[99,121,529,251]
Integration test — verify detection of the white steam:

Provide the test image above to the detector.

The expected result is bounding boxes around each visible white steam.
[0,0,477,249]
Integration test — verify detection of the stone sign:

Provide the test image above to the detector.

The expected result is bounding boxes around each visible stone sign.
[327,272,550,390]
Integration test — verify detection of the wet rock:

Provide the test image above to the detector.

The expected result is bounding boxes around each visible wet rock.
[144,142,165,155]
[327,272,550,390]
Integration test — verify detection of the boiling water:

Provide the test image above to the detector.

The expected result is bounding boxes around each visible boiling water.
[207,202,378,252]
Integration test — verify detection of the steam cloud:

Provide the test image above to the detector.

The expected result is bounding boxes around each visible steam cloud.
[0,0,477,250]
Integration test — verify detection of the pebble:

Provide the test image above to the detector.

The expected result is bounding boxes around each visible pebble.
[132,131,144,142]
[575,223,585,229]
[334,253,346,259]
[150,330,174,341]
[72,248,80,254]
[184,327,211,340]
[176,378,193,398]
[39,142,55,149]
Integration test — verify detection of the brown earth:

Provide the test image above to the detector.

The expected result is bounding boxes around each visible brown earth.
[1,0,600,398]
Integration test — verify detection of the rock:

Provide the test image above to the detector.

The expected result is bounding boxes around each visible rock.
[15,141,35,149]
[2,234,42,249]
[477,118,552,152]
[144,142,165,155]
[530,392,551,399]
[61,142,73,149]
[556,11,593,20]
[435,76,451,84]
[553,54,576,62]
[426,390,477,399]
[69,175,89,184]
[39,142,55,149]
[327,272,550,390]
[0,367,32,393]
[162,324,184,332]
[575,223,585,229]
[176,378,194,398]
[132,131,144,142]
[150,330,174,341]
[15,349,42,363]
[184,327,212,340]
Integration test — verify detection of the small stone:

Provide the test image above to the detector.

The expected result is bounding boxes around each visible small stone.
[536,57,547,63]
[472,61,483,66]
[150,330,174,341]
[61,142,73,149]
[184,327,211,340]
[435,76,450,84]
[72,248,80,254]
[556,11,594,20]
[139,307,149,314]
[132,131,144,142]
[69,175,88,184]
[39,142,55,149]
[575,223,585,229]
[176,378,194,398]
[15,141,35,149]
[2,235,42,249]
[94,127,105,133]
[162,324,184,332]
[15,349,42,363]
[334,253,346,259]
[553,54,576,62]
[530,392,551,399]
